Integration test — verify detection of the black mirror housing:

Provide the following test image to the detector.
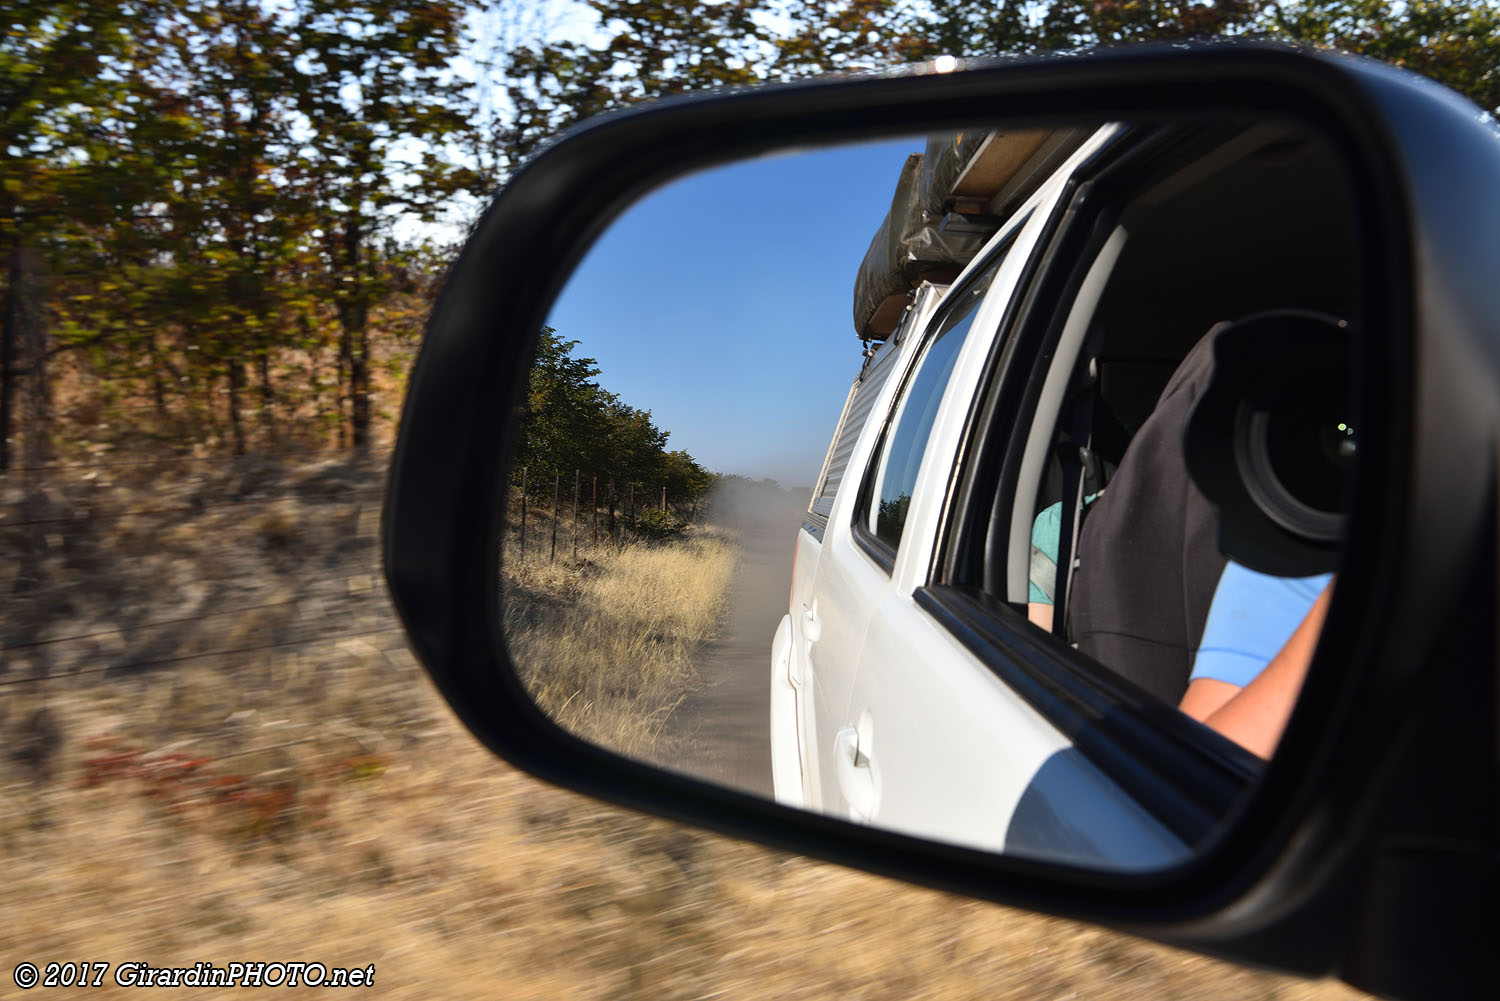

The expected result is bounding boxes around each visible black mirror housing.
[384,42,1500,1001]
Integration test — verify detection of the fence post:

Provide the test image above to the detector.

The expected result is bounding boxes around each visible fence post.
[661,485,667,513]
[550,473,559,564]
[519,466,527,559]
[592,475,598,547]
[607,477,616,540]
[572,469,580,561]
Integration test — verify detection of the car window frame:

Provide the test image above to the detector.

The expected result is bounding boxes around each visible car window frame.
[849,219,1028,575]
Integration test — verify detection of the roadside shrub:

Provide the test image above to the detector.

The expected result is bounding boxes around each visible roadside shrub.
[625,508,688,542]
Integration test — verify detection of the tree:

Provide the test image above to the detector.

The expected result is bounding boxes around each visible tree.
[0,1,147,469]
[1266,1,1500,115]
[511,327,706,514]
[599,398,670,496]
[292,0,474,448]
[513,328,611,482]
[480,0,783,182]
[144,0,312,454]
[660,448,711,509]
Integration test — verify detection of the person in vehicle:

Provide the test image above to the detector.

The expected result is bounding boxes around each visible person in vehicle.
[1180,566,1333,758]
[1051,325,1228,703]
[1033,316,1338,759]
[1026,494,1096,633]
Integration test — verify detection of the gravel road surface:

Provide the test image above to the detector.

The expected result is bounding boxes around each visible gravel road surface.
[658,488,809,799]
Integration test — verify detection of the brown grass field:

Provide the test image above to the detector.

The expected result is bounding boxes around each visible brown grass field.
[502,499,738,760]
[0,457,1371,1000]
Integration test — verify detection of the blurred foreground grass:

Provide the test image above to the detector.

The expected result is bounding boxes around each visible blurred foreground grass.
[0,455,1370,1000]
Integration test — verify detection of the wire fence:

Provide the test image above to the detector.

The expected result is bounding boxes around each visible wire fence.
[510,466,707,563]
[0,444,360,474]
[0,449,396,693]
[0,450,712,694]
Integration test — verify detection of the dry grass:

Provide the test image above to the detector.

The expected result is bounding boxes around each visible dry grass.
[502,508,738,759]
[0,461,1372,1001]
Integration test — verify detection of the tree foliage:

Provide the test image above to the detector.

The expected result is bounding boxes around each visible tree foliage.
[6,0,1497,472]
[2,0,472,465]
[514,328,710,506]
[482,0,1500,131]
[1265,2,1500,114]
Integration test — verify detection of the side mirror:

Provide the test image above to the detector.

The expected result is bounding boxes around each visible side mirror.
[385,43,1500,1001]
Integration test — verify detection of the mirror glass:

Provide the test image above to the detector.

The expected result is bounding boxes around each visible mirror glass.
[499,118,1356,870]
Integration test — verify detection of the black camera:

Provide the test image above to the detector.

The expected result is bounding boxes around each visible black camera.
[1183,311,1353,577]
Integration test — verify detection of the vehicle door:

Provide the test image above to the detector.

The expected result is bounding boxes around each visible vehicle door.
[803,136,1104,824]
[777,285,944,808]
[835,124,1187,861]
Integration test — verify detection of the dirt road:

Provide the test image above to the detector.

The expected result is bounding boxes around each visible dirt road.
[658,487,809,799]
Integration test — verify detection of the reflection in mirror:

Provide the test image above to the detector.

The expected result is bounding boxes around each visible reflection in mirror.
[498,118,1357,871]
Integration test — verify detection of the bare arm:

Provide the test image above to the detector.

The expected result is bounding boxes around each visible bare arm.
[1179,677,1239,722]
[1183,580,1334,759]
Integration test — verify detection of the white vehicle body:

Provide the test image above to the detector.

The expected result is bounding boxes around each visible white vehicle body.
[772,125,1184,862]
[771,117,1354,868]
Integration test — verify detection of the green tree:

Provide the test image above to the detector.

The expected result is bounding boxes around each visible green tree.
[292,0,475,448]
[660,448,711,510]
[1266,1,1500,115]
[513,327,612,483]
[599,398,670,497]
[146,0,311,453]
[482,0,781,181]
[0,1,147,469]
[511,327,706,517]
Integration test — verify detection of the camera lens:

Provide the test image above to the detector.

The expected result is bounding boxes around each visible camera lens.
[1263,369,1353,516]
[1235,361,1350,543]
[1183,309,1351,576]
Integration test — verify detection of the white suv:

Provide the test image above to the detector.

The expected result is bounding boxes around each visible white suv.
[771,119,1355,868]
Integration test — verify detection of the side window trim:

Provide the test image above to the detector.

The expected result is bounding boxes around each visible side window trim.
[934,125,1154,595]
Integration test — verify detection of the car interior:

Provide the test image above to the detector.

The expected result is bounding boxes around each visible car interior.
[1013,121,1357,705]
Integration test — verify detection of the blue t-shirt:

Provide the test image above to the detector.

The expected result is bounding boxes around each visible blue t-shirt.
[1189,562,1333,688]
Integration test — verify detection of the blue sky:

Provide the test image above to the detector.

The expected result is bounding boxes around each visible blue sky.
[545,137,923,488]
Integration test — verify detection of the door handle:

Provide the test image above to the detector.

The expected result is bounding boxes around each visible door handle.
[834,725,877,822]
[800,604,821,643]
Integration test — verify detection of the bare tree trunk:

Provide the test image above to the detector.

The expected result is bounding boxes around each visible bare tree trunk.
[607,477,616,538]
[19,246,47,472]
[257,351,275,443]
[12,244,46,593]
[550,473,559,563]
[335,328,349,449]
[1,240,21,473]
[340,215,371,450]
[227,359,247,456]
[350,321,370,447]
[148,338,170,423]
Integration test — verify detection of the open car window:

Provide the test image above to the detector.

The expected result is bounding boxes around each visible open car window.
[918,121,1357,836]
